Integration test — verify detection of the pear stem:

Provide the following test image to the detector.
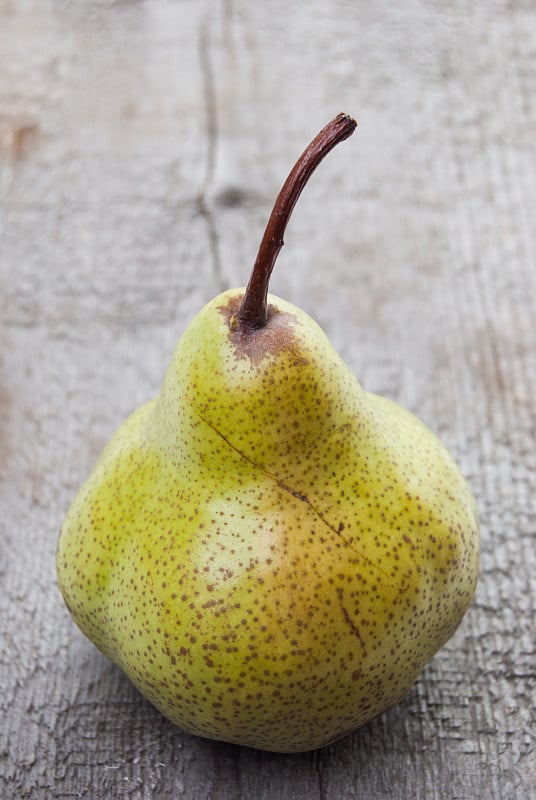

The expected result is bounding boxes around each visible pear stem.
[236,113,358,331]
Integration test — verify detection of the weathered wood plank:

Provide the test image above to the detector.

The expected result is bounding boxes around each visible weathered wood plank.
[1,1,535,798]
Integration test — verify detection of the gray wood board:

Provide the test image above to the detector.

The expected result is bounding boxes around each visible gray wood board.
[1,1,534,798]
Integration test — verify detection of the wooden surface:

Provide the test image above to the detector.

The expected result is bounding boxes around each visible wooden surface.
[1,1,535,798]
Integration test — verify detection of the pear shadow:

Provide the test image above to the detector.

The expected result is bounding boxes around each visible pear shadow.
[66,637,425,796]
[81,640,422,751]
[149,682,421,764]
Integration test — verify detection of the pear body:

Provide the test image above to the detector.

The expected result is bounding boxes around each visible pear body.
[57,289,479,752]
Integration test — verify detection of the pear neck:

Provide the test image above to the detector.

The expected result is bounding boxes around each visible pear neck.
[236,113,357,332]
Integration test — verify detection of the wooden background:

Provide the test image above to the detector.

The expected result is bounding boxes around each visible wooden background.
[1,1,535,798]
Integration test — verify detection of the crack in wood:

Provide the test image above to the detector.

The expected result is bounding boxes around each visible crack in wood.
[198,16,225,293]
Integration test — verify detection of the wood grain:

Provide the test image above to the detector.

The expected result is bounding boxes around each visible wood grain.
[1,1,535,798]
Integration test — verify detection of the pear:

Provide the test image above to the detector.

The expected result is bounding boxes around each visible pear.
[57,114,479,753]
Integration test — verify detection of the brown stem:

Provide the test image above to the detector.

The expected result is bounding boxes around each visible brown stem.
[236,113,358,330]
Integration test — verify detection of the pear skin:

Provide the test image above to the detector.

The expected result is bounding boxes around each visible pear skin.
[57,115,479,752]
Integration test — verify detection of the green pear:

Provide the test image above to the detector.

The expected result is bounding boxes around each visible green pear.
[57,114,479,753]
